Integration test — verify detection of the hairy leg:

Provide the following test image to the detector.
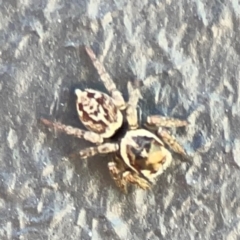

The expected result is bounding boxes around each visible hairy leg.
[126,82,141,130]
[145,115,188,129]
[85,46,126,110]
[122,171,151,190]
[79,143,119,159]
[157,127,187,156]
[108,161,128,193]
[40,118,103,144]
[108,161,151,193]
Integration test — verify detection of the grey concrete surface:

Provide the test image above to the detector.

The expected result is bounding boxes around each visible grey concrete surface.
[1,0,240,239]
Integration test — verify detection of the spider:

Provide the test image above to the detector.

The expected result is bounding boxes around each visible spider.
[40,46,188,193]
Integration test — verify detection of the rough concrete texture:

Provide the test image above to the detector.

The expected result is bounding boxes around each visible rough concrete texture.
[1,0,240,239]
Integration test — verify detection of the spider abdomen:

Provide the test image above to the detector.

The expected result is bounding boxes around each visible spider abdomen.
[75,88,123,138]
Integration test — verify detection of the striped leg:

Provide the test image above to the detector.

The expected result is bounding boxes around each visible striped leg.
[157,128,187,156]
[79,143,119,159]
[85,46,126,110]
[40,118,103,144]
[126,82,142,130]
[108,161,128,193]
[145,115,188,129]
[122,171,151,190]
[108,162,151,193]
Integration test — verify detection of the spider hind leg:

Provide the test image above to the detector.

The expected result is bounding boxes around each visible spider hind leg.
[40,118,104,144]
[85,46,126,110]
[126,82,142,130]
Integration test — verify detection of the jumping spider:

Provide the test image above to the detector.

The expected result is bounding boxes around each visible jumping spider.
[41,46,188,193]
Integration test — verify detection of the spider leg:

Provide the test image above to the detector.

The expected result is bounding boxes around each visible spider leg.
[108,161,128,193]
[122,171,151,190]
[85,46,126,110]
[157,127,187,156]
[79,143,119,159]
[40,118,103,144]
[145,115,188,129]
[126,82,141,130]
[108,161,151,193]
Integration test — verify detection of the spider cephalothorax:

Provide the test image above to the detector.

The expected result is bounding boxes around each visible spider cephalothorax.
[41,46,188,193]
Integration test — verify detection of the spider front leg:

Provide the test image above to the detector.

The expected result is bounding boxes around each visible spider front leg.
[145,115,188,129]
[85,46,126,110]
[122,171,151,190]
[108,161,151,193]
[145,115,188,156]
[157,127,187,156]
[40,118,104,144]
[108,161,128,193]
[79,143,119,159]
